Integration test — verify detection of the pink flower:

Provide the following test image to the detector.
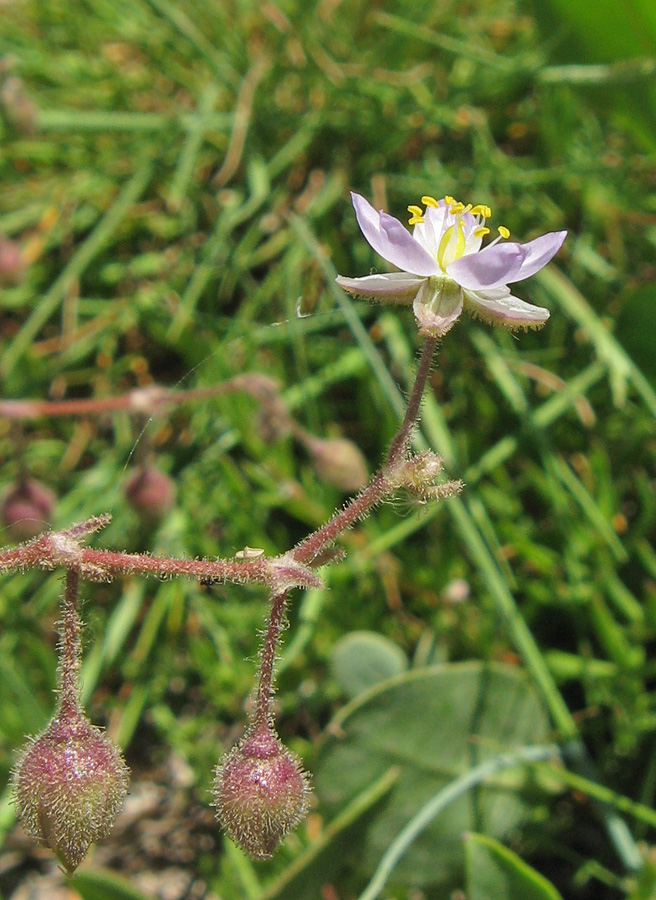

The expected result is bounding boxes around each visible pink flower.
[336,192,567,337]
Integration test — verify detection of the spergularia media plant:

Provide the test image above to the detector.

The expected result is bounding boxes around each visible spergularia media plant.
[0,188,566,866]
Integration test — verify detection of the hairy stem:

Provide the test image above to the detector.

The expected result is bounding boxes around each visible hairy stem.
[257,339,441,715]
[0,375,280,420]
[0,341,443,588]
[58,569,81,717]
[386,335,437,465]
[293,337,438,566]
[254,592,288,730]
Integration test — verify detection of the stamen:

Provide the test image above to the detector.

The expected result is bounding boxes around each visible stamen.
[498,225,510,239]
[408,215,425,225]
[449,202,465,215]
[444,195,457,205]
[471,204,492,218]
[407,205,424,217]
[474,226,490,238]
[421,196,439,208]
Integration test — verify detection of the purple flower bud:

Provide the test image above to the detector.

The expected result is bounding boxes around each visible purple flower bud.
[124,466,175,523]
[0,238,25,286]
[212,724,311,859]
[12,705,130,873]
[2,479,56,541]
[255,392,293,444]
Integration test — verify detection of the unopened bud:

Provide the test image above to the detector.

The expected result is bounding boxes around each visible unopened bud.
[124,466,175,523]
[12,705,130,872]
[234,374,291,444]
[0,238,25,286]
[308,437,368,492]
[2,479,56,541]
[212,724,311,859]
[256,393,293,444]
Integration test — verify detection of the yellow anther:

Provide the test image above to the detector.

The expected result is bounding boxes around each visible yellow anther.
[449,202,465,215]
[471,204,491,218]
[444,195,457,205]
[474,226,490,238]
[421,195,439,208]
[498,225,510,239]
[408,215,425,225]
[407,205,424,217]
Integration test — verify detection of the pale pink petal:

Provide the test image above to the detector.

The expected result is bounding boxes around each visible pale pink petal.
[351,192,440,277]
[412,278,463,337]
[336,272,424,300]
[513,231,567,282]
[445,242,527,290]
[464,287,550,329]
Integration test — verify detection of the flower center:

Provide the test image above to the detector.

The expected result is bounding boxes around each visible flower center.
[407,195,510,272]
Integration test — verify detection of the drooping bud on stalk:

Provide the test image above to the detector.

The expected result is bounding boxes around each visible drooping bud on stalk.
[212,723,310,859]
[11,571,129,872]
[0,237,25,286]
[12,706,130,873]
[309,436,369,492]
[296,432,368,493]
[2,478,56,541]
[213,590,312,857]
[124,465,175,523]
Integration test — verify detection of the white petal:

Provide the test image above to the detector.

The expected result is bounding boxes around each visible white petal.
[464,287,550,329]
[336,272,424,301]
[351,193,440,277]
[413,204,448,257]
[446,242,527,290]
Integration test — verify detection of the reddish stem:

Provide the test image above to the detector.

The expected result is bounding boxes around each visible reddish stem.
[292,336,438,566]
[386,336,437,464]
[0,375,280,420]
[0,539,270,583]
[0,342,440,589]
[254,338,440,723]
[253,592,288,730]
[0,340,443,738]
[58,569,81,718]
[292,471,391,566]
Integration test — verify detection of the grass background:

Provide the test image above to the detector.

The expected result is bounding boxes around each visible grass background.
[1,0,656,898]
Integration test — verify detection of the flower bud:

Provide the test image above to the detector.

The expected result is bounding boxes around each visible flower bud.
[124,466,175,523]
[213,724,310,859]
[255,393,293,444]
[233,373,292,444]
[12,705,130,873]
[0,238,25,286]
[2,479,56,541]
[308,437,368,492]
